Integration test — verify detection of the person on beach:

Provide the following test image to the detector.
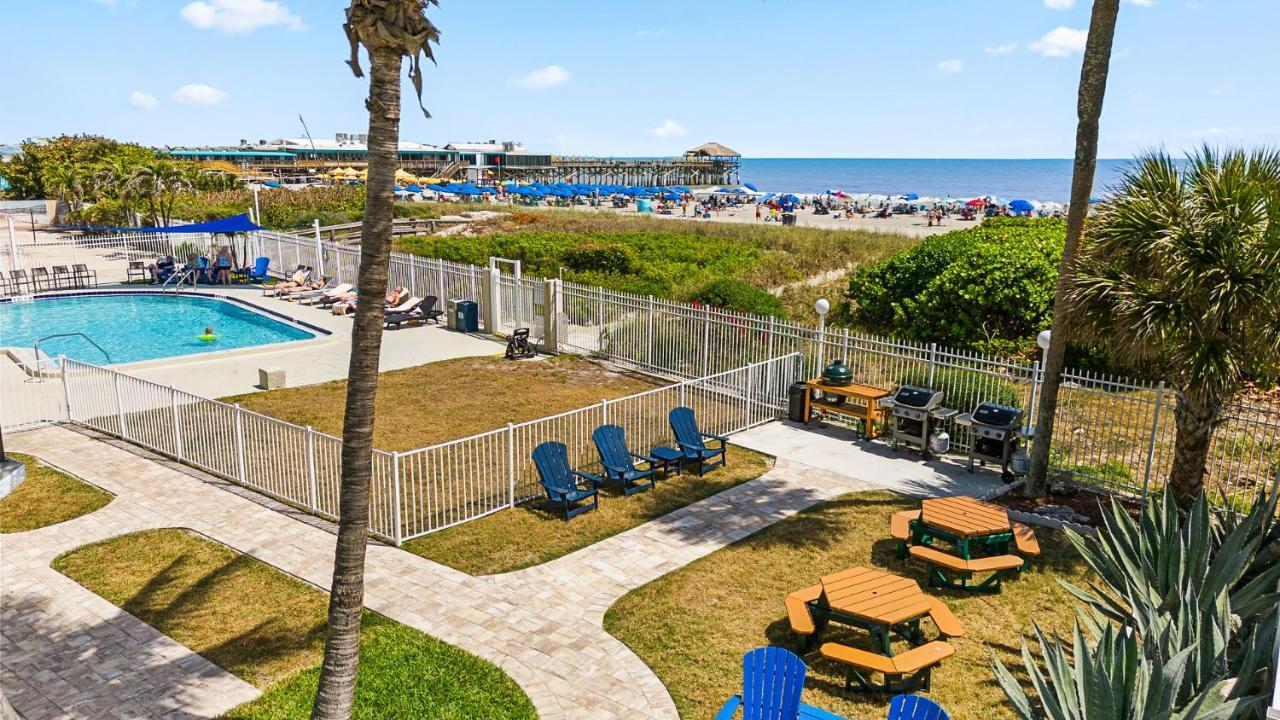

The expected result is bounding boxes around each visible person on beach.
[755,203,762,221]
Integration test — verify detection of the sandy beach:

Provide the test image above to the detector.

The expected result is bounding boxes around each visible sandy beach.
[572,201,981,238]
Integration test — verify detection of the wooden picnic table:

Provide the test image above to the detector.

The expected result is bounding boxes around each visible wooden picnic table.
[917,496,1014,559]
[803,380,891,438]
[816,567,933,656]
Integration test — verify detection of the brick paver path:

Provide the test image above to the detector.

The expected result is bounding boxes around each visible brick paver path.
[3,427,877,719]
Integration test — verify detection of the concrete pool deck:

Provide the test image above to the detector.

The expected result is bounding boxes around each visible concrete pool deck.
[9,286,505,398]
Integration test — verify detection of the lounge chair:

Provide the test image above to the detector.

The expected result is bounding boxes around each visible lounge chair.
[383,297,425,328]
[887,695,949,720]
[591,424,657,496]
[29,267,52,291]
[300,281,352,304]
[126,260,148,282]
[284,277,338,300]
[315,287,356,308]
[419,295,444,324]
[668,406,727,476]
[531,441,601,520]
[51,265,75,288]
[7,269,31,293]
[715,646,847,720]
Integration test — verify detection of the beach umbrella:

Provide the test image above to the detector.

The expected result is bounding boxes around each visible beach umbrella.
[1009,199,1035,213]
[743,182,759,192]
[966,198,986,207]
[901,193,919,201]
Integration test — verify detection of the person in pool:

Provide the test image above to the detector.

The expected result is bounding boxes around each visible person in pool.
[198,326,217,342]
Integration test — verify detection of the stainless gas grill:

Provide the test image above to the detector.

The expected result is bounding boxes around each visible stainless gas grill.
[879,385,957,460]
[955,402,1026,482]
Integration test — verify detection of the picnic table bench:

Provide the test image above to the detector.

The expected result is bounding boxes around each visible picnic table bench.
[891,496,1038,593]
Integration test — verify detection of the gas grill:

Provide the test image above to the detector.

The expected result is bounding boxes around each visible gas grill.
[955,402,1026,482]
[879,385,957,460]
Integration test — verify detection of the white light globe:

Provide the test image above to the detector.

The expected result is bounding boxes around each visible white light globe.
[814,298,831,316]
[1037,329,1052,350]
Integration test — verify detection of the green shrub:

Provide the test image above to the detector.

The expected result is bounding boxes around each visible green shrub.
[844,218,1065,352]
[899,366,1021,412]
[563,242,635,275]
[691,278,785,318]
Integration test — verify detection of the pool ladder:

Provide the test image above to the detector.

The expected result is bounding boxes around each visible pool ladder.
[162,267,201,293]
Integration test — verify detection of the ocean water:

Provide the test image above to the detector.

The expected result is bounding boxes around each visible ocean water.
[737,158,1134,202]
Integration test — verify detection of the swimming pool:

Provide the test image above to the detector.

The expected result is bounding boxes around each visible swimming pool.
[0,293,319,365]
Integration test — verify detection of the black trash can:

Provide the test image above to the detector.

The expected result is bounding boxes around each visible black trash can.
[788,381,808,423]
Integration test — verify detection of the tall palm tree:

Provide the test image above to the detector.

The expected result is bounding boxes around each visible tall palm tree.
[43,165,87,221]
[1066,148,1280,508]
[1025,0,1121,497]
[311,2,438,719]
[93,157,137,225]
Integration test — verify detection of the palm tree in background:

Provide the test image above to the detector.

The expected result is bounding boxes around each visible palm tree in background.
[1066,147,1280,508]
[129,160,191,227]
[310,2,439,719]
[92,157,137,225]
[1024,0,1121,497]
[43,165,88,221]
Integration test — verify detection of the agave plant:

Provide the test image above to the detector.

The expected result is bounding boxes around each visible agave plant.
[992,484,1279,718]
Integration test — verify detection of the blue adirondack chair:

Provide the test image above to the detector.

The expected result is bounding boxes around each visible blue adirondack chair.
[715,646,848,720]
[887,694,948,720]
[590,424,657,496]
[668,406,727,476]
[531,441,600,520]
[243,257,270,283]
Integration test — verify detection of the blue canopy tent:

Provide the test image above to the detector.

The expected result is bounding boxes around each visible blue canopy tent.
[1009,199,1035,213]
[407,184,423,193]
[659,191,682,201]
[132,213,263,234]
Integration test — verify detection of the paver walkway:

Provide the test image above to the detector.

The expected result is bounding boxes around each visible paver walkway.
[3,426,882,719]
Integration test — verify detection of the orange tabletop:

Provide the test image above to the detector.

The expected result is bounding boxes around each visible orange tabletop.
[819,567,932,626]
[920,496,1011,538]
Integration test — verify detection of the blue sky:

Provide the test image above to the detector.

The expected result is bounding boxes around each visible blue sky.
[4,0,1277,158]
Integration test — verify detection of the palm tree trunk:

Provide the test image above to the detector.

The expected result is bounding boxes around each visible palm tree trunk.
[310,45,402,720]
[1025,0,1121,497]
[1168,389,1219,509]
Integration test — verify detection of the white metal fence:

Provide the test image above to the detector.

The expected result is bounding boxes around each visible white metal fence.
[3,354,798,543]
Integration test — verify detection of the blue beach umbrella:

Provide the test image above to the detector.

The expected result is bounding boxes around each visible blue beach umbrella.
[743,182,758,192]
[901,193,919,201]
[1009,199,1034,213]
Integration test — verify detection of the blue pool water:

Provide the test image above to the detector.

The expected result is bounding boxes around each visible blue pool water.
[0,293,316,365]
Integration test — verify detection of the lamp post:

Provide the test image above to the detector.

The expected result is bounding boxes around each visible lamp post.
[1031,329,1052,431]
[814,298,831,375]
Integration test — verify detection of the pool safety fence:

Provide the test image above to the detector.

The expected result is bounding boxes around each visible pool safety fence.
[8,354,799,543]
[6,225,1278,508]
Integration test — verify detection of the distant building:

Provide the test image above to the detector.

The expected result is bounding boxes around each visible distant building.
[684,142,741,159]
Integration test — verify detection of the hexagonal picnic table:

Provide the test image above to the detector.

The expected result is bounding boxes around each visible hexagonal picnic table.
[814,567,933,656]
[915,496,1015,559]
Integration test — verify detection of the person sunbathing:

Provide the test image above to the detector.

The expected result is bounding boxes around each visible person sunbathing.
[330,291,358,316]
[277,276,328,298]
[271,269,311,296]
[384,286,407,307]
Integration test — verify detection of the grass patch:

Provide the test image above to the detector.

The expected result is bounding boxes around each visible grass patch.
[224,355,661,451]
[53,528,536,719]
[603,491,1091,720]
[396,210,917,308]
[405,447,773,575]
[0,453,112,532]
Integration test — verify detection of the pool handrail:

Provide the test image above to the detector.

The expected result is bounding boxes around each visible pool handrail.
[33,332,112,371]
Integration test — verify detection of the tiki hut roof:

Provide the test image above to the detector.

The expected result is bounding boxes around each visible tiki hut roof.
[685,142,740,158]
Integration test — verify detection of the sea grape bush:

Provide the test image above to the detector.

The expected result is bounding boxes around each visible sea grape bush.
[842,218,1065,356]
[691,278,785,318]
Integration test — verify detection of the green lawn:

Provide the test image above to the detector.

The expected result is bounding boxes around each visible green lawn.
[0,453,112,532]
[53,528,535,719]
[223,355,661,451]
[603,491,1091,720]
[405,447,773,575]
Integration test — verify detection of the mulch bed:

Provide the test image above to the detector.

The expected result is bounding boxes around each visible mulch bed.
[997,485,1143,527]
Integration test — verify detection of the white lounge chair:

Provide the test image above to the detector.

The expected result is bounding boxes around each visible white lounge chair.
[300,283,352,306]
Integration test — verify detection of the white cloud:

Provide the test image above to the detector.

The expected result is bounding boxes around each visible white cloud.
[984,42,1018,54]
[128,91,158,109]
[180,0,304,33]
[516,65,570,89]
[936,59,964,74]
[172,83,228,105]
[646,119,687,141]
[1030,27,1088,57]
[1044,0,1075,8]
[1209,87,1222,96]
